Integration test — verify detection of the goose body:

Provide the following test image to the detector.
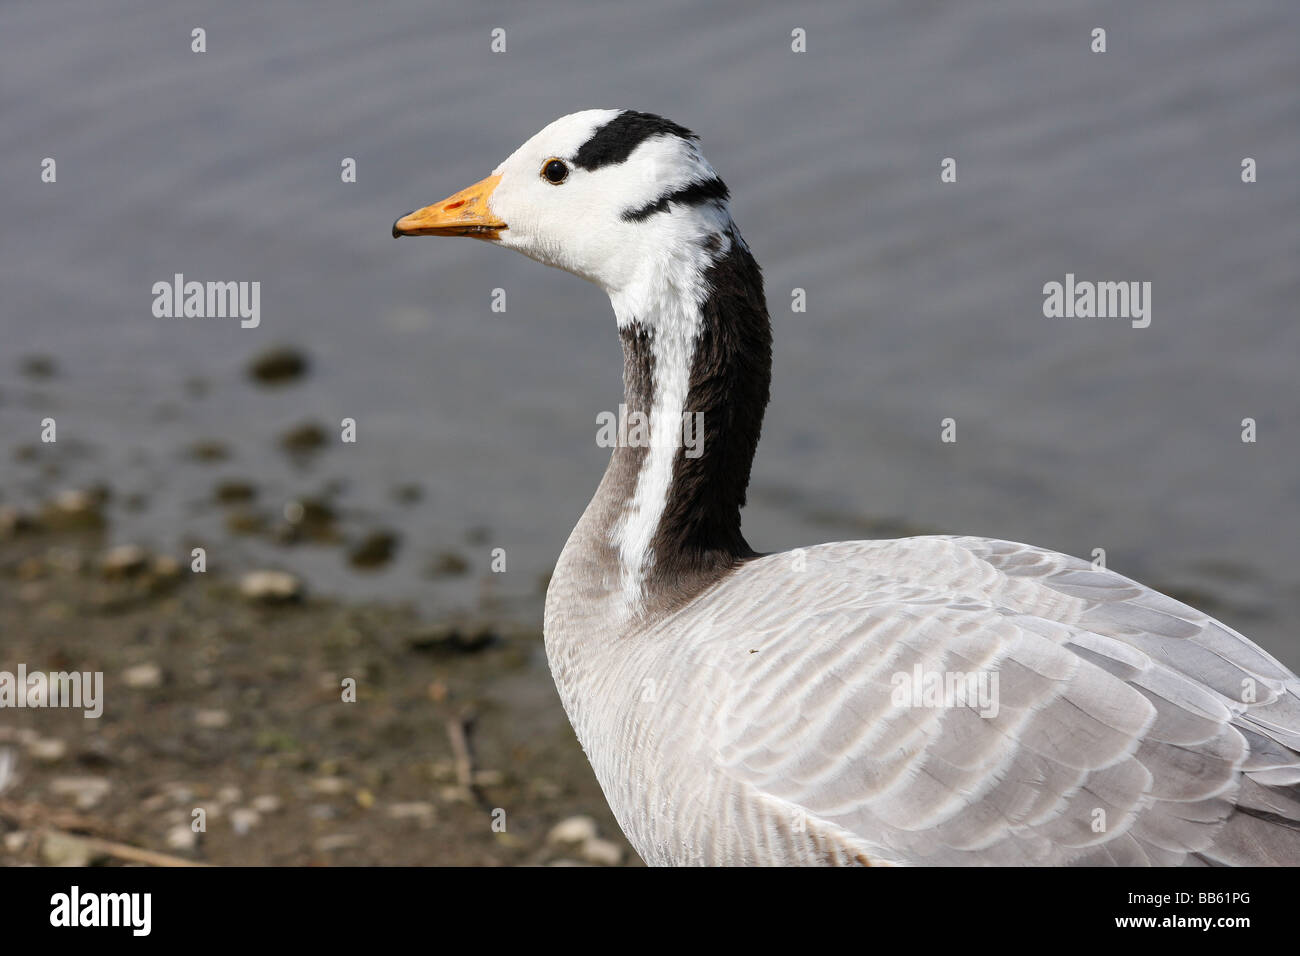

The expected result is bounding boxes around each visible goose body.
[394,110,1300,866]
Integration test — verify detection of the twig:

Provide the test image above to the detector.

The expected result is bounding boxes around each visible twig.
[71,834,209,868]
[0,798,116,838]
[0,800,208,867]
[445,709,485,805]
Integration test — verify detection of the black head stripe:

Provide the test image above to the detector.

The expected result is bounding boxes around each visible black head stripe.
[622,177,730,223]
[572,111,698,171]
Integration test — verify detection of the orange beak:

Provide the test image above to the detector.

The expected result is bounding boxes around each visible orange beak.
[392,174,506,240]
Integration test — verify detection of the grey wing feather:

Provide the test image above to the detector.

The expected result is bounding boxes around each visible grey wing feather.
[697,535,1300,865]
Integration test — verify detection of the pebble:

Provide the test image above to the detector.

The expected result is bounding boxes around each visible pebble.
[1,747,20,794]
[187,439,230,463]
[194,708,231,729]
[225,509,267,535]
[405,623,497,655]
[580,837,625,867]
[239,570,303,603]
[248,347,309,385]
[230,808,262,835]
[314,834,361,852]
[310,776,348,795]
[48,775,111,810]
[386,802,436,822]
[164,783,196,804]
[123,662,164,689]
[251,795,283,814]
[151,555,182,580]
[348,530,399,568]
[277,497,339,544]
[101,544,149,578]
[426,551,470,578]
[547,815,599,846]
[279,422,328,455]
[214,479,257,504]
[41,831,104,866]
[19,354,57,378]
[165,825,198,851]
[41,489,106,531]
[26,738,67,763]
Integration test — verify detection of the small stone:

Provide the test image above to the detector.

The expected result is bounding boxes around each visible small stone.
[580,837,625,866]
[101,544,149,578]
[214,479,257,504]
[348,530,399,568]
[4,831,28,853]
[194,708,231,729]
[248,347,309,385]
[49,775,111,810]
[41,831,105,866]
[251,794,283,814]
[19,355,57,379]
[187,439,230,463]
[426,551,470,578]
[224,509,266,535]
[164,825,198,851]
[547,815,599,846]
[386,801,436,822]
[310,776,348,795]
[217,785,243,804]
[123,662,164,689]
[229,808,261,835]
[150,555,182,580]
[40,489,106,531]
[27,738,67,763]
[530,778,563,801]
[164,783,196,804]
[405,623,497,655]
[239,570,303,604]
[279,422,328,456]
[314,834,360,852]
[279,497,338,543]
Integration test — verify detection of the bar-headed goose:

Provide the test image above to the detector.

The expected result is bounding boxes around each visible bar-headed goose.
[394,109,1300,866]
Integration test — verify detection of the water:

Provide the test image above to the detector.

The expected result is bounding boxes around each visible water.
[2,0,1297,665]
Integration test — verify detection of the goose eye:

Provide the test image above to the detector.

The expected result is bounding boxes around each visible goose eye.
[542,159,569,184]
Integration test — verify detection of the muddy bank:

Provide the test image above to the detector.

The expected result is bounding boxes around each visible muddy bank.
[0,525,636,866]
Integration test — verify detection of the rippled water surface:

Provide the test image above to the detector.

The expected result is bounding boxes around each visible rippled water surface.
[2,0,1296,664]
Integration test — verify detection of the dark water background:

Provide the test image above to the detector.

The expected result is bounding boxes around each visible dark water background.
[2,0,1297,664]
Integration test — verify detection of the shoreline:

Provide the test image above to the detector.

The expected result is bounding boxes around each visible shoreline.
[0,522,635,866]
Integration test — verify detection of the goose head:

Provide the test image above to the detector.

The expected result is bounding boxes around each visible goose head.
[392,109,735,299]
